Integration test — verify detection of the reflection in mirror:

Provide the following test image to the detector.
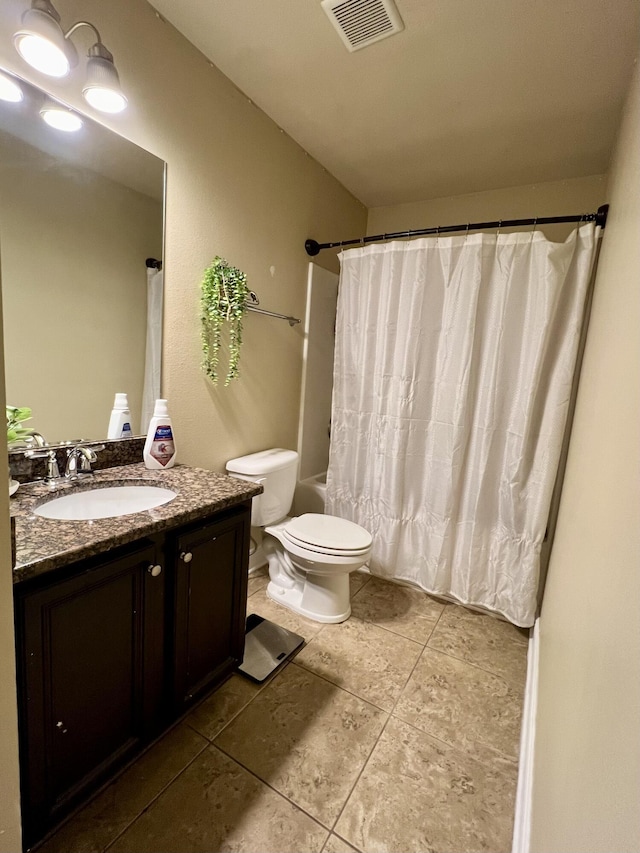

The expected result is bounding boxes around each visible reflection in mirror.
[0,69,165,445]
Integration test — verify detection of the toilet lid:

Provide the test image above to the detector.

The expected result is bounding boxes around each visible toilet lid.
[284,514,372,552]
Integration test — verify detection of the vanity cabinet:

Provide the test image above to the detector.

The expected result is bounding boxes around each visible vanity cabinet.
[14,501,251,848]
[14,538,166,845]
[170,505,250,710]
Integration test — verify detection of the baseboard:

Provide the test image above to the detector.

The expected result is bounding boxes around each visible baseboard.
[512,618,540,853]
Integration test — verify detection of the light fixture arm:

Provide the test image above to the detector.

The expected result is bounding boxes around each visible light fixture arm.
[64,20,107,53]
[63,21,117,71]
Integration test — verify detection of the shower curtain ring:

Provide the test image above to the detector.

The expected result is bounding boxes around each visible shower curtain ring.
[464,223,470,243]
[531,217,538,240]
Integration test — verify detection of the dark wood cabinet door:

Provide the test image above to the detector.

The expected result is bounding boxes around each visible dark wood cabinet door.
[15,540,165,843]
[171,505,250,709]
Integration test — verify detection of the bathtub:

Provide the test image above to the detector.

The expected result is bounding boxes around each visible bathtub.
[293,471,327,516]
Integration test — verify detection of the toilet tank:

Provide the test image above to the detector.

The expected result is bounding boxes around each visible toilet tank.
[226,448,298,526]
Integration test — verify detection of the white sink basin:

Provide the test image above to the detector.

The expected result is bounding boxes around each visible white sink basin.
[34,485,178,521]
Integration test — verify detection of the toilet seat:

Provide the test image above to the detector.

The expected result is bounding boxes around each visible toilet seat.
[283,513,372,556]
[282,534,371,557]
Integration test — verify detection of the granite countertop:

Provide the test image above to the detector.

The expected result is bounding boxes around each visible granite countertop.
[10,463,262,584]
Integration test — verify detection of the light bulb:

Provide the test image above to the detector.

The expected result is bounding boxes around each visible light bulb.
[0,71,24,102]
[82,51,127,114]
[14,32,70,76]
[40,106,82,132]
[83,85,127,114]
[13,4,76,78]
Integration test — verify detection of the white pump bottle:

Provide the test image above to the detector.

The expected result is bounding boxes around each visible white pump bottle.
[143,399,177,469]
[107,393,133,440]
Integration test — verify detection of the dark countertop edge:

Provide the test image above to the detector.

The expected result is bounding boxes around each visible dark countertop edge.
[11,464,262,585]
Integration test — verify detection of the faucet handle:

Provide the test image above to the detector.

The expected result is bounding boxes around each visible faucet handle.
[24,449,49,459]
[44,450,61,481]
[25,449,61,483]
[80,444,104,471]
[79,447,97,472]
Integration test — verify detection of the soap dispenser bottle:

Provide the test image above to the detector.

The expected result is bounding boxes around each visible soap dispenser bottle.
[107,393,133,440]
[143,399,177,469]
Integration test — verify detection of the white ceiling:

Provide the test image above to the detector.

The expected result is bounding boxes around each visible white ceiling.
[149,0,639,208]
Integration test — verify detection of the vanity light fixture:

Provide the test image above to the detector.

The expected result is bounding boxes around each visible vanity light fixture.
[0,69,24,102]
[13,0,74,77]
[40,98,83,132]
[13,0,127,113]
[81,43,127,113]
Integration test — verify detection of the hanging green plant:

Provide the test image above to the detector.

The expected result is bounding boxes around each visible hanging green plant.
[200,256,250,386]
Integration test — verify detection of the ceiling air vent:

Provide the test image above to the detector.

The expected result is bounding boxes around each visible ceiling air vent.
[321,0,404,52]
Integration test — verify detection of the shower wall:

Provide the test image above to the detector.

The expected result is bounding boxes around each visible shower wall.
[296,263,338,481]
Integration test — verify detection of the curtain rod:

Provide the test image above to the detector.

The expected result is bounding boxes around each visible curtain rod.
[304,204,609,256]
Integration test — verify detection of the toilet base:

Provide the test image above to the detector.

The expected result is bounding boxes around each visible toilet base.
[266,573,351,624]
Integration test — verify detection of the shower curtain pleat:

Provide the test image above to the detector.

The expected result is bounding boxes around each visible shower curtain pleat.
[326,225,598,626]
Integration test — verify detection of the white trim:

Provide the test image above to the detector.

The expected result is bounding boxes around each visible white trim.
[512,618,540,853]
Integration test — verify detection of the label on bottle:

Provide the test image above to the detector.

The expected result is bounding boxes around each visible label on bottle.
[150,424,175,466]
[121,421,132,438]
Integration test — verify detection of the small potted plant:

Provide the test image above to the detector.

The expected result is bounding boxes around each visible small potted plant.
[6,405,34,496]
[6,405,34,447]
[200,256,249,386]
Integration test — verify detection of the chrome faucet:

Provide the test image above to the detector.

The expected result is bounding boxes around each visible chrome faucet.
[29,432,47,448]
[25,442,105,486]
[65,445,103,480]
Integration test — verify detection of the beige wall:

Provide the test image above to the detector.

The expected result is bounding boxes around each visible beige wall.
[368,174,607,241]
[0,134,161,442]
[530,57,640,853]
[0,0,367,471]
[0,0,365,845]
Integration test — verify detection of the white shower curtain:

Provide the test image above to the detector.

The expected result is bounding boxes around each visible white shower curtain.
[326,224,598,626]
[141,266,164,434]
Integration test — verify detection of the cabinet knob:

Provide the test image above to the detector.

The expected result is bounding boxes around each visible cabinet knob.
[180,552,193,563]
[147,564,162,577]
[56,721,67,733]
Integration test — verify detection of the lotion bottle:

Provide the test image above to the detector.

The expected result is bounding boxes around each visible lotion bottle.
[107,393,133,440]
[143,399,177,469]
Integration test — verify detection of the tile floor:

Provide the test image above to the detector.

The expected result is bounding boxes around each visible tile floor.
[38,570,529,853]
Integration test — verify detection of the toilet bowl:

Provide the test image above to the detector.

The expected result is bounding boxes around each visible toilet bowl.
[264,513,372,622]
[226,449,372,623]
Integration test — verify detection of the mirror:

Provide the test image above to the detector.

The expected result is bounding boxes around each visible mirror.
[0,70,165,445]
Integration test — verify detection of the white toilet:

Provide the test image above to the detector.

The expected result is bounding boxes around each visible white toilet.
[226,448,372,623]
